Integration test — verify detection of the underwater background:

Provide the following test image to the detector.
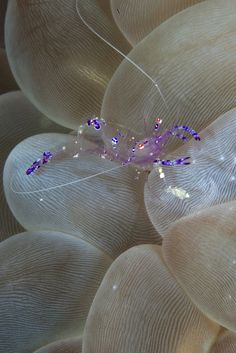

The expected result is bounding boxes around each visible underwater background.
[0,0,236,352]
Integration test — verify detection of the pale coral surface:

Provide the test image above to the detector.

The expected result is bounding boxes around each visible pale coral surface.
[0,1,235,352]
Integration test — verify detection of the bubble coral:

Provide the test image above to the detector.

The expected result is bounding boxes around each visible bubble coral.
[1,0,236,351]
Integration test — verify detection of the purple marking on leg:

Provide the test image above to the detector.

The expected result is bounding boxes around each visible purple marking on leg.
[175,156,191,165]
[154,123,162,132]
[88,118,103,130]
[43,151,53,159]
[26,152,52,175]
[93,122,101,130]
[112,137,119,144]
[26,166,36,175]
[161,160,173,166]
[175,133,188,141]
[42,151,53,164]
[173,125,200,141]
[153,159,161,165]
[32,159,41,168]
[153,159,174,166]
[153,156,191,167]
[26,160,41,175]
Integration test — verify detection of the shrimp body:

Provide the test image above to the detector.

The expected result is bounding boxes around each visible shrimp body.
[90,118,200,168]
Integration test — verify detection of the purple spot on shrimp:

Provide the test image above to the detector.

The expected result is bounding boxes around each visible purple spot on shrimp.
[26,167,35,175]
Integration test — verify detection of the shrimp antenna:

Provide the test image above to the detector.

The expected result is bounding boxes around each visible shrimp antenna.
[11,163,124,195]
[75,0,169,111]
